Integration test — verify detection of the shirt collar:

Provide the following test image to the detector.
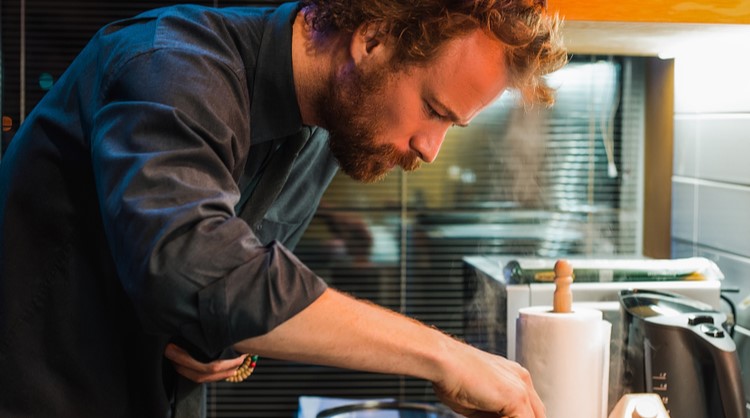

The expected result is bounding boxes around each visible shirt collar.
[249,1,304,144]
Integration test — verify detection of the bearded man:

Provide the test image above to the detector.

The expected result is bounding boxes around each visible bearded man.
[0,0,567,417]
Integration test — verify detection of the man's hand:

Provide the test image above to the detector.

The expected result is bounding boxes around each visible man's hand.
[164,343,247,383]
[432,341,545,418]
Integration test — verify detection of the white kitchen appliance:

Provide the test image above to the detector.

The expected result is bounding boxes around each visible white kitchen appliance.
[463,255,723,360]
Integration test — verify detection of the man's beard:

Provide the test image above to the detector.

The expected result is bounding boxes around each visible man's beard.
[315,63,421,183]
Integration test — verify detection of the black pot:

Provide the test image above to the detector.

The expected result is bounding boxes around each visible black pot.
[316,401,460,418]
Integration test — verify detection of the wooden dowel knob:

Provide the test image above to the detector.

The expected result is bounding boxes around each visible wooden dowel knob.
[553,259,574,313]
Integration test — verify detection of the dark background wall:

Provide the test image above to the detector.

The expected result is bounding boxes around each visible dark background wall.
[1,0,281,150]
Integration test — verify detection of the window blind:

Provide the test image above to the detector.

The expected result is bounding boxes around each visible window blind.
[1,1,646,416]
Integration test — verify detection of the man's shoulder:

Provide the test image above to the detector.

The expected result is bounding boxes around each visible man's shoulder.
[87,4,279,90]
[96,5,273,57]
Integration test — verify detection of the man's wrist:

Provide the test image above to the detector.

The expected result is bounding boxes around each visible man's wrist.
[418,327,461,385]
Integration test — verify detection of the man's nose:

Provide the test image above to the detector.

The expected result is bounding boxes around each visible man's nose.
[410,130,447,163]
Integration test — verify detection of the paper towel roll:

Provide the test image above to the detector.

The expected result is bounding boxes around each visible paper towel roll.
[516,306,611,418]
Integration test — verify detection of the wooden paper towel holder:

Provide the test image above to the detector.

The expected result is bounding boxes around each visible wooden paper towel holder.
[553,259,574,313]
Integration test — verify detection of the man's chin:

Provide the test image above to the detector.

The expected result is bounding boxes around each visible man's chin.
[346,169,391,184]
[345,163,422,184]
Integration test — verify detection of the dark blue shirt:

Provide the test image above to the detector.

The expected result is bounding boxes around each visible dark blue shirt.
[0,2,336,416]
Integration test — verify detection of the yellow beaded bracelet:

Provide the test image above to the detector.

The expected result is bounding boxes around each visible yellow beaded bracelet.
[225,354,259,383]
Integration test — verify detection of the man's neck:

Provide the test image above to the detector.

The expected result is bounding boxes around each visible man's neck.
[291,10,341,127]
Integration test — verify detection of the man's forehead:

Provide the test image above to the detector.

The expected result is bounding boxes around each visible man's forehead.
[422,32,508,122]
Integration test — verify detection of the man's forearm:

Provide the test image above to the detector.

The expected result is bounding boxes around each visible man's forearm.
[230,287,545,417]
[233,288,451,383]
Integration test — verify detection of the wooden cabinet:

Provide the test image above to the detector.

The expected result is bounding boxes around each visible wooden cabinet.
[548,0,750,24]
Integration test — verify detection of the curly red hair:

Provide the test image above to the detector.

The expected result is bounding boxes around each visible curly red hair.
[301,0,567,106]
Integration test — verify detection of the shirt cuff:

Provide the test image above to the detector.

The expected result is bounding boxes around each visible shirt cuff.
[195,240,328,358]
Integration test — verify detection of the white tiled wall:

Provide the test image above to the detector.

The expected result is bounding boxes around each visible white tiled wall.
[674,114,750,183]
[672,52,750,305]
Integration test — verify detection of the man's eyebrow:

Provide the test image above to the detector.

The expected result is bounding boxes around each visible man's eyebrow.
[432,97,469,127]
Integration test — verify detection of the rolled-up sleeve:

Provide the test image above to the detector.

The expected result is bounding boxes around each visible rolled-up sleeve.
[90,46,327,359]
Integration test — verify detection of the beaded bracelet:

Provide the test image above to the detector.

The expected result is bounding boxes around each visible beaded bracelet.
[225,354,259,383]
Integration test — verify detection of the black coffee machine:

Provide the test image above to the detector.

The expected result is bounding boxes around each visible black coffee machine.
[619,289,746,418]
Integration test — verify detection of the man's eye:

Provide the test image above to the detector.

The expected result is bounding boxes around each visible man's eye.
[424,102,445,121]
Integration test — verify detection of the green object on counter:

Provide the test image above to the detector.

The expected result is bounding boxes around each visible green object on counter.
[503,258,707,284]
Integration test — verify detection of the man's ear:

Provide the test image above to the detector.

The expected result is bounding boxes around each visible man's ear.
[350,22,389,66]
